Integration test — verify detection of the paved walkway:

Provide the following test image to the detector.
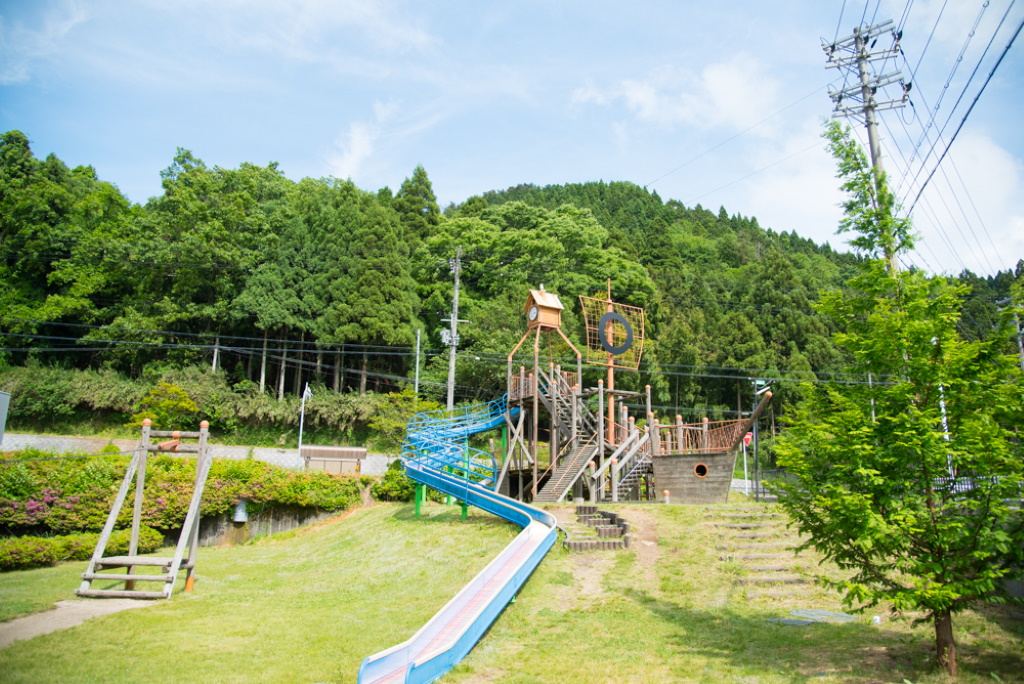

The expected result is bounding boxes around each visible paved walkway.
[0,599,154,649]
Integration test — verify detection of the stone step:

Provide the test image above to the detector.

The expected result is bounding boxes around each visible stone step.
[715,513,782,519]
[706,523,777,530]
[727,533,782,540]
[730,543,796,549]
[745,590,798,599]
[564,538,626,552]
[717,544,796,553]
[744,566,791,573]
[736,576,810,585]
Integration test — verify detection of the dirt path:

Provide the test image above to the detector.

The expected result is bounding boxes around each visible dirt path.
[621,506,660,588]
[0,599,154,649]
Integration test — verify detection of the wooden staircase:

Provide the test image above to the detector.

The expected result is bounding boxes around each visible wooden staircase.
[533,438,599,503]
[615,452,652,499]
[76,420,212,600]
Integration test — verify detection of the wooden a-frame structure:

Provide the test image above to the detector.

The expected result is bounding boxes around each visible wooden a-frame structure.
[76,419,212,600]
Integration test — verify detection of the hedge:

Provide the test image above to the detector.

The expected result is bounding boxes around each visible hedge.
[0,526,162,572]
[0,450,373,535]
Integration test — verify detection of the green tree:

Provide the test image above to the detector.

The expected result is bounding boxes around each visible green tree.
[774,122,1024,677]
[394,165,440,243]
[326,201,416,393]
[127,381,200,429]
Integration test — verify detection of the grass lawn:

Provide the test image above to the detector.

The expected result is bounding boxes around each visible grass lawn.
[1,501,1021,683]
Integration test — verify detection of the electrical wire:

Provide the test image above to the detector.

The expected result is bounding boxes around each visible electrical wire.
[906,12,1024,216]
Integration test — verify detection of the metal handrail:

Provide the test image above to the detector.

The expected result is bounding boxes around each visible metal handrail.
[401,396,506,487]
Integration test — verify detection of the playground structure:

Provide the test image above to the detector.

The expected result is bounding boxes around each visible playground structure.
[500,284,772,505]
[76,420,212,600]
[360,284,772,683]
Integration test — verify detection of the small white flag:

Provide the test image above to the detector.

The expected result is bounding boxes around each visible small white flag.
[302,383,313,401]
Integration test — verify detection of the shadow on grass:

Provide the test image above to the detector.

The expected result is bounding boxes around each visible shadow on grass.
[622,587,1024,682]
[388,503,515,529]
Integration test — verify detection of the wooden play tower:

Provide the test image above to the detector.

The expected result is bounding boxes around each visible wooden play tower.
[498,283,771,505]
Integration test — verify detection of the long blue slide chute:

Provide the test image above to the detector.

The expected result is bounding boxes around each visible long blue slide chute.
[358,397,556,684]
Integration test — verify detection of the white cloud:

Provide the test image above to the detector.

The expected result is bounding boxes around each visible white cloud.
[0,1,88,84]
[327,100,400,180]
[165,0,438,62]
[330,121,376,180]
[908,130,1024,274]
[571,55,780,133]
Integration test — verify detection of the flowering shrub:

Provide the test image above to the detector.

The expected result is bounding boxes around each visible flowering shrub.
[0,451,366,535]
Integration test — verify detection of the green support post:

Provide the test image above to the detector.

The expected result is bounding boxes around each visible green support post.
[415,483,425,518]
[460,500,468,520]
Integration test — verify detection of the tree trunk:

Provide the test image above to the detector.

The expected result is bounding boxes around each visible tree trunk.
[359,351,368,395]
[245,336,253,380]
[259,331,268,393]
[316,347,323,386]
[211,335,219,372]
[934,610,958,676]
[295,331,305,397]
[277,336,287,401]
[333,351,341,394]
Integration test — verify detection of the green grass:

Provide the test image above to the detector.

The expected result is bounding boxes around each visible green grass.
[1,502,1022,683]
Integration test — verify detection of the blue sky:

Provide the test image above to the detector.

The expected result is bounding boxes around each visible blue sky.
[2,0,1022,277]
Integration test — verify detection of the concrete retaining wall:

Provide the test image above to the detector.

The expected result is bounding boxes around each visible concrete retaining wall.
[187,505,340,547]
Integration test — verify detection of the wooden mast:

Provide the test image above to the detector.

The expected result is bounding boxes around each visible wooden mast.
[605,278,616,445]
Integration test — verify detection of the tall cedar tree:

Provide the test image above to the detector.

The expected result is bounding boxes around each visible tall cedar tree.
[394,165,440,242]
[774,122,1024,676]
[328,201,415,393]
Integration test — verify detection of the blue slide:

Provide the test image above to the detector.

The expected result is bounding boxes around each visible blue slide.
[358,397,557,684]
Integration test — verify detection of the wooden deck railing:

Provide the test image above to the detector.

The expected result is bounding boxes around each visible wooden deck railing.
[508,366,578,401]
[646,417,746,456]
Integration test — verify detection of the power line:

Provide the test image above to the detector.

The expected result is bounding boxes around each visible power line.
[906,12,1024,216]
[645,84,828,189]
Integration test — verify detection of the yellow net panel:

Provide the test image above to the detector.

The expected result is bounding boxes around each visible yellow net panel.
[578,296,645,370]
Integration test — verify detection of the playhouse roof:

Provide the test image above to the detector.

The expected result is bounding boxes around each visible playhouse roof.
[525,289,564,312]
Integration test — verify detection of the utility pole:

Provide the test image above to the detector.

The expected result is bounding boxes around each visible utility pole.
[441,246,467,410]
[825,20,910,272]
[414,328,421,398]
[825,19,910,171]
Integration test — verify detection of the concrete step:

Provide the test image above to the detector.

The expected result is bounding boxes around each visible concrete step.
[736,576,810,585]
[744,566,792,573]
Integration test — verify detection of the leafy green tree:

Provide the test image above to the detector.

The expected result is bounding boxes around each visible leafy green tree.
[326,201,416,393]
[774,122,1024,677]
[127,381,200,429]
[394,165,440,243]
[367,390,443,449]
